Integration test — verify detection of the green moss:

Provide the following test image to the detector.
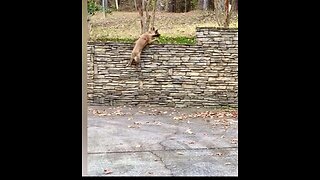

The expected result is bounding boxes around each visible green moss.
[96,37,135,43]
[158,36,196,45]
[95,36,196,45]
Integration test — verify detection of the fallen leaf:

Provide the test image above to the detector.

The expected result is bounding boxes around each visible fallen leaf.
[231,139,238,144]
[216,152,223,156]
[154,121,162,125]
[217,113,224,118]
[128,125,140,128]
[177,151,184,155]
[135,145,141,148]
[185,128,194,134]
[104,168,113,174]
[188,141,195,144]
[173,116,183,120]
[225,162,231,165]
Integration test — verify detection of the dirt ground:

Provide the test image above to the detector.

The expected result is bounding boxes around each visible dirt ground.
[89,10,238,40]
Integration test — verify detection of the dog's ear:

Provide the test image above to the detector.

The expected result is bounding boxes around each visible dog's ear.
[151,27,155,31]
[155,29,158,33]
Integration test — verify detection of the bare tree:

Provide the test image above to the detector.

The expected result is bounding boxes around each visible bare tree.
[136,0,157,34]
[203,0,208,10]
[165,0,169,11]
[231,0,238,13]
[165,0,175,12]
[145,0,151,32]
[214,0,233,27]
[184,0,187,12]
[115,0,119,10]
[156,0,165,11]
[198,0,203,10]
[151,0,158,28]
[224,0,230,27]
[87,15,92,41]
[174,0,190,12]
[136,0,145,34]
[134,0,137,10]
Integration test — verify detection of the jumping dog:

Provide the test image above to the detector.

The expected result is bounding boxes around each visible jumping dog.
[127,27,160,67]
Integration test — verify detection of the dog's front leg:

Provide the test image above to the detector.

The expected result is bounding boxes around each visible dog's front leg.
[150,39,159,44]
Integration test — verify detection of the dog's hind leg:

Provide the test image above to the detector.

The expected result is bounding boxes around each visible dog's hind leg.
[134,53,141,67]
[127,54,135,67]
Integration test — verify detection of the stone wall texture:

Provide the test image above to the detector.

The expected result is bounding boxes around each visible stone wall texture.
[87,27,238,108]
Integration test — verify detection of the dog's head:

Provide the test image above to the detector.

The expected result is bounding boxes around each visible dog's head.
[148,27,160,37]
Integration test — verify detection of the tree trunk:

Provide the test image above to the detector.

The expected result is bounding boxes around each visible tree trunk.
[165,0,169,11]
[165,0,171,12]
[87,15,92,41]
[151,0,158,28]
[224,0,228,27]
[184,0,187,12]
[142,0,146,33]
[231,0,237,13]
[203,0,208,10]
[115,0,119,10]
[136,0,145,34]
[156,0,164,11]
[198,0,203,10]
[145,0,151,32]
[134,0,137,10]
[208,0,215,11]
[168,0,175,12]
[224,0,236,27]
[214,0,225,27]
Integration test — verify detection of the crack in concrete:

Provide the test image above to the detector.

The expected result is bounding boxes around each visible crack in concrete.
[149,150,173,176]
[176,140,193,150]
[158,127,179,150]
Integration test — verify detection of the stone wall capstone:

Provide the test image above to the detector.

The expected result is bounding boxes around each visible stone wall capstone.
[87,27,238,108]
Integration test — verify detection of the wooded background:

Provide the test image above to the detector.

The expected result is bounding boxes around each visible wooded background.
[93,0,238,13]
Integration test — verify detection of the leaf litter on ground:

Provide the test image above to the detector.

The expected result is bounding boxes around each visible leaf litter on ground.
[103,168,112,174]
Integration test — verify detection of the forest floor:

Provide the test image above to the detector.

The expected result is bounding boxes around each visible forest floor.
[88,10,238,42]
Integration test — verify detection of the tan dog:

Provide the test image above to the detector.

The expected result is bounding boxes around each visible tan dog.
[127,27,160,67]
